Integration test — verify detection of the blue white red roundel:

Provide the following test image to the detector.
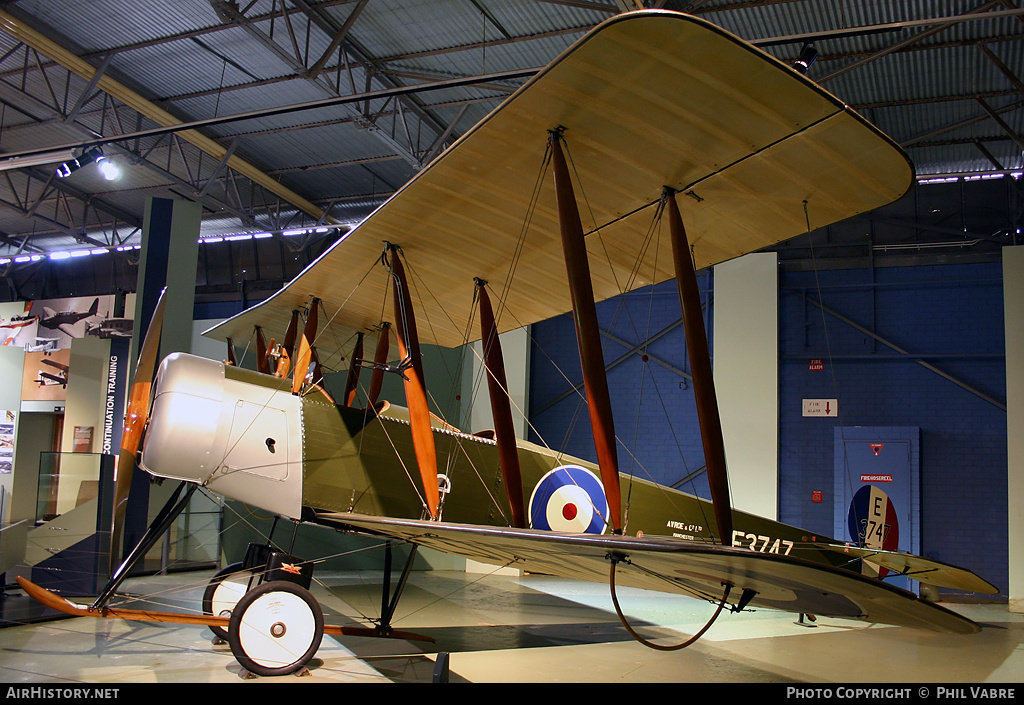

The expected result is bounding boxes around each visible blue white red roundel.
[528,465,608,534]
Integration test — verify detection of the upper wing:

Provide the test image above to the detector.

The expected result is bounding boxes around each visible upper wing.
[317,512,979,635]
[205,10,912,360]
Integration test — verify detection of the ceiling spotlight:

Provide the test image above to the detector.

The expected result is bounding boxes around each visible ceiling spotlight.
[55,146,114,178]
[792,44,819,75]
[96,154,122,181]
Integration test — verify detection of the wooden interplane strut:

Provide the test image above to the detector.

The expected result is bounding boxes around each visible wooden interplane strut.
[476,280,527,528]
[344,332,364,407]
[666,191,732,542]
[549,133,622,534]
[367,322,391,408]
[384,245,440,519]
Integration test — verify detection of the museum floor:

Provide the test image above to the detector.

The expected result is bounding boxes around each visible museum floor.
[0,569,1021,684]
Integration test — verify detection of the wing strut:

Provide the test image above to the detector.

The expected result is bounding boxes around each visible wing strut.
[383,244,440,520]
[475,279,526,528]
[550,132,622,534]
[367,322,391,408]
[666,190,732,543]
[343,331,364,406]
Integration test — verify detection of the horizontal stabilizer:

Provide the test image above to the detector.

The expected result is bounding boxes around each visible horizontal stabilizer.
[822,543,1000,595]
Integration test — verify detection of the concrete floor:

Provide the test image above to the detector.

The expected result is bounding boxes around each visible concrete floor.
[1,568,1022,684]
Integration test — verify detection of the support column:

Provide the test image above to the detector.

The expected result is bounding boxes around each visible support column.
[713,252,779,520]
[1005,246,1024,612]
[133,197,201,363]
[123,196,200,556]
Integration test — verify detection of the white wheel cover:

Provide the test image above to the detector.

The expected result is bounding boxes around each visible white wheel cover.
[210,574,250,620]
[237,590,317,669]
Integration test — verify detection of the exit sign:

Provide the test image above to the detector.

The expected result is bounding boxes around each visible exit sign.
[802,399,838,417]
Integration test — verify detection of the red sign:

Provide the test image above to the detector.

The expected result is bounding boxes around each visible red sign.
[860,474,893,483]
[809,359,824,371]
[812,490,823,503]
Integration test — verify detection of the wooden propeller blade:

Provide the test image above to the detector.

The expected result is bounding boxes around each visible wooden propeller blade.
[110,288,167,572]
[255,326,270,374]
[275,311,299,377]
[225,337,237,366]
[291,299,319,394]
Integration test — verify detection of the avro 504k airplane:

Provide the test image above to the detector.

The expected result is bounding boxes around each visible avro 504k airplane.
[20,9,998,678]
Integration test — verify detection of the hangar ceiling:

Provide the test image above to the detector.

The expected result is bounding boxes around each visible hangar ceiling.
[0,0,1022,303]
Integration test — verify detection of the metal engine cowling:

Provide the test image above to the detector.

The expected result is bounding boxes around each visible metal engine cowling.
[139,352,304,519]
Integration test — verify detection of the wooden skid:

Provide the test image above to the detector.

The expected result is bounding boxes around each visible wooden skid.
[16,577,433,642]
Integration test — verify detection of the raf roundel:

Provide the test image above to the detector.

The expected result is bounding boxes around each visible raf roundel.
[528,465,609,534]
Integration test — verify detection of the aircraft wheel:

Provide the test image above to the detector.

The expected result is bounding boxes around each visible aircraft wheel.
[202,562,255,640]
[228,580,324,677]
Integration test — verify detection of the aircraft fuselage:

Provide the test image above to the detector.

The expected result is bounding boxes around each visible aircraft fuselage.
[139,352,844,571]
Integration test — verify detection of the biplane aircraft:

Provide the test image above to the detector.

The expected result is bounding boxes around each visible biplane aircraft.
[33,358,69,388]
[19,9,998,678]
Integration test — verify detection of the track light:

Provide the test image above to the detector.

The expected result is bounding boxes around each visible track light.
[792,44,819,74]
[55,146,119,180]
[0,148,77,173]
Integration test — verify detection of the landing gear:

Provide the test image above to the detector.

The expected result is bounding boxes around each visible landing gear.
[228,580,324,677]
[93,493,433,679]
[202,542,274,641]
[202,562,255,641]
[204,543,322,676]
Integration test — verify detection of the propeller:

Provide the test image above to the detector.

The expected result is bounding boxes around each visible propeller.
[109,288,167,574]
[291,300,319,395]
[254,326,271,374]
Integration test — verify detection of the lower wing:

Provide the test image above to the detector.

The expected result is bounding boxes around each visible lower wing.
[315,512,980,635]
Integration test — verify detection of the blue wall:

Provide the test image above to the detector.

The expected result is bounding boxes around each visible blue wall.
[529,274,714,500]
[779,262,1006,596]
[528,261,1007,598]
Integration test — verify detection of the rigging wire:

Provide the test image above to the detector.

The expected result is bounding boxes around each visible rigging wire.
[804,200,860,546]
[527,143,718,535]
